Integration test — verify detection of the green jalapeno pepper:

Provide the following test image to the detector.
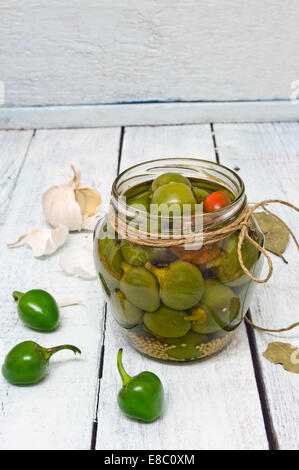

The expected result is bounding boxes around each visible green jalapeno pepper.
[98,237,124,279]
[207,233,260,287]
[151,172,192,192]
[164,331,208,360]
[13,289,60,331]
[121,241,176,267]
[187,280,240,334]
[2,341,81,385]
[117,348,164,422]
[144,305,191,338]
[146,260,205,310]
[152,182,196,211]
[111,290,143,327]
[98,272,111,297]
[121,241,152,267]
[127,197,151,212]
[192,187,210,203]
[120,263,160,312]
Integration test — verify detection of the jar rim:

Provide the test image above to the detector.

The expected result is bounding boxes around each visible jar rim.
[111,157,246,233]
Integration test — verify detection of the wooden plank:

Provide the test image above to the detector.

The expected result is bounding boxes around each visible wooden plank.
[1,101,299,130]
[0,127,121,450]
[0,130,34,226]
[213,122,299,450]
[119,125,216,171]
[1,2,298,106]
[96,124,269,450]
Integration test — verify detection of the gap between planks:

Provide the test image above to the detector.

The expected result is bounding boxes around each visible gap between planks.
[211,123,276,449]
[244,313,278,450]
[90,127,125,449]
[90,304,107,450]
[213,122,299,450]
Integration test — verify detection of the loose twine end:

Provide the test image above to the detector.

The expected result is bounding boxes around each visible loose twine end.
[238,200,299,333]
[238,200,299,285]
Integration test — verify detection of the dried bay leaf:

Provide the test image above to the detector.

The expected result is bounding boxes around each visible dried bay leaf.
[254,211,289,262]
[263,342,299,374]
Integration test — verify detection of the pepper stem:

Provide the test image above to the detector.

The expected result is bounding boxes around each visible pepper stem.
[42,344,81,362]
[144,262,168,285]
[185,307,207,323]
[12,291,24,302]
[206,256,223,269]
[117,348,132,387]
[120,262,133,273]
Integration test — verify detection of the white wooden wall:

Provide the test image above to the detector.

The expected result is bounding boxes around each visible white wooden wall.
[0,0,299,107]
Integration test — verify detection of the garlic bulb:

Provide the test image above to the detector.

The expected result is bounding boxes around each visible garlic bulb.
[59,246,96,279]
[8,225,69,257]
[42,165,101,231]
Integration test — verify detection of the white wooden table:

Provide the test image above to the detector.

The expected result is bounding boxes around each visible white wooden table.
[0,123,298,450]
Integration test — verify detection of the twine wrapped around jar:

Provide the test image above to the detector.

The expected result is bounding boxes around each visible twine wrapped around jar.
[109,199,299,333]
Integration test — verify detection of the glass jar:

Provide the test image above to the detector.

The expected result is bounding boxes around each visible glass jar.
[93,158,264,362]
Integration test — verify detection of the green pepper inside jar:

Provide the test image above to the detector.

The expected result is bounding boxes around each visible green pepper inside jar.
[94,158,264,363]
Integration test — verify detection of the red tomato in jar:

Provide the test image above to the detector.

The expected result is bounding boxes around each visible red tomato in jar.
[203,191,231,212]
[171,244,221,265]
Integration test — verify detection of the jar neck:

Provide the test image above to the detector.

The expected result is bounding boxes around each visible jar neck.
[110,158,246,236]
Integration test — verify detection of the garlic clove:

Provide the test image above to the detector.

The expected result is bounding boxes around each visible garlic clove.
[27,225,69,257]
[49,224,69,249]
[27,230,54,257]
[8,225,69,257]
[42,165,101,231]
[59,246,96,279]
[75,187,101,217]
[42,184,82,231]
